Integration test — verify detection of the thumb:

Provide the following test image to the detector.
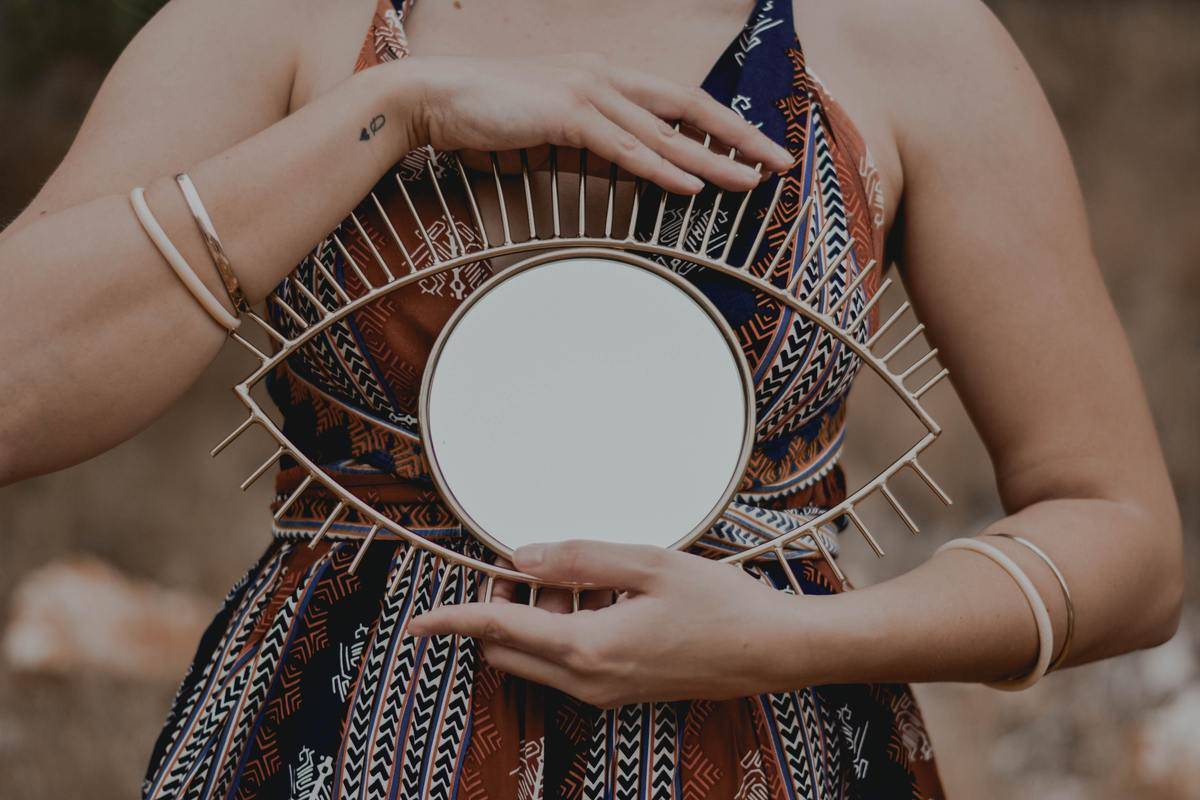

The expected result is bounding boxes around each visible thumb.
[512,539,668,591]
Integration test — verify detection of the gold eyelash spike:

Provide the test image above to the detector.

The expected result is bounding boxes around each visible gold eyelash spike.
[489,152,513,246]
[881,323,926,364]
[909,459,953,506]
[387,545,419,597]
[241,446,286,491]
[348,524,380,575]
[880,482,920,535]
[867,301,911,348]
[273,474,313,521]
[844,506,885,558]
[353,207,402,280]
[427,153,467,256]
[308,501,346,549]
[454,153,491,250]
[211,415,257,458]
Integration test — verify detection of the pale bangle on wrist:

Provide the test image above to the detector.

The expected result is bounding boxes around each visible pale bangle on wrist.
[934,536,1055,691]
[129,186,241,332]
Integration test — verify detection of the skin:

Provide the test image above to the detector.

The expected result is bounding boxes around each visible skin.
[0,0,1183,710]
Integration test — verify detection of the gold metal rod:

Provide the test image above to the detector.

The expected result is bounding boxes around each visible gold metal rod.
[489,152,513,245]
[828,258,879,315]
[229,332,269,362]
[577,150,588,237]
[427,154,467,257]
[845,506,885,558]
[211,415,256,458]
[348,523,380,575]
[290,278,330,317]
[453,153,491,250]
[308,500,346,549]
[548,146,562,238]
[743,176,786,271]
[901,347,940,381]
[244,311,288,344]
[273,474,313,520]
[881,323,926,364]
[700,147,738,255]
[387,545,419,596]
[393,173,438,262]
[773,546,804,595]
[429,561,453,609]
[674,134,710,250]
[796,239,844,304]
[355,205,402,280]
[482,574,495,602]
[528,585,540,607]
[880,483,920,535]
[604,161,618,238]
[718,168,761,263]
[765,200,812,281]
[269,294,310,330]
[518,149,538,241]
[847,277,892,332]
[807,529,850,589]
[330,232,380,290]
[866,301,911,348]
[624,177,643,242]
[909,459,953,505]
[241,446,285,491]
[308,256,352,305]
[913,368,950,398]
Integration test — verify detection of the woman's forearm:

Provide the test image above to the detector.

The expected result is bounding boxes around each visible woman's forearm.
[792,496,1183,688]
[0,62,420,484]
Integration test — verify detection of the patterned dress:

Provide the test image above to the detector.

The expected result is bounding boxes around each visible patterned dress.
[143,0,946,797]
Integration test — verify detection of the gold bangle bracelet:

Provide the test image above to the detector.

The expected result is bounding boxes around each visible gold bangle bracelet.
[986,532,1075,672]
[174,172,251,313]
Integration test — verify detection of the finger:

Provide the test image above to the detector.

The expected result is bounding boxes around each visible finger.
[533,586,576,614]
[610,70,794,172]
[556,106,705,195]
[479,642,579,694]
[511,539,672,591]
[488,557,517,604]
[408,601,577,659]
[590,88,763,191]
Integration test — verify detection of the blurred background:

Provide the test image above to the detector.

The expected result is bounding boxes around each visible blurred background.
[0,0,1196,797]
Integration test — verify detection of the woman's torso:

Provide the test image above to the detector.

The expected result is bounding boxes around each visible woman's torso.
[288,0,902,231]
[265,0,899,554]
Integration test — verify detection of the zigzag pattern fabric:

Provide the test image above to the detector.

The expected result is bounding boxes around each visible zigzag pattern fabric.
[143,0,946,796]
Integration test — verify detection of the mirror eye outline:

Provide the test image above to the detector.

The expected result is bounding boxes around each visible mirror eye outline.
[418,253,757,559]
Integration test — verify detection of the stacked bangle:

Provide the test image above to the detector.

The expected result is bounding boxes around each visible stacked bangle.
[934,536,1061,691]
[986,532,1075,671]
[129,186,241,332]
[174,173,250,313]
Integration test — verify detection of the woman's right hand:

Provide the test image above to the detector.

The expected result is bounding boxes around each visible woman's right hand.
[394,54,795,195]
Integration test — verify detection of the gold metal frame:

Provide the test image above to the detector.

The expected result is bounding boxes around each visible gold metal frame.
[212,145,952,601]
[417,248,759,559]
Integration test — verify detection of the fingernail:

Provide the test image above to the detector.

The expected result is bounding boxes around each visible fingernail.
[514,543,545,569]
[683,175,705,194]
[771,144,793,167]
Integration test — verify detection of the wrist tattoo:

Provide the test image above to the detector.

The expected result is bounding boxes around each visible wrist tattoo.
[360,114,386,142]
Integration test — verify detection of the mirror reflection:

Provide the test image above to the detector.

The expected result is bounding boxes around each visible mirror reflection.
[422,256,751,555]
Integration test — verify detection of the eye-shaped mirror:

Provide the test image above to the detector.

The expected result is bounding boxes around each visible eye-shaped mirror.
[419,254,755,557]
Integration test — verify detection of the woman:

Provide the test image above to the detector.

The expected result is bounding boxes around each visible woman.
[0,0,1182,797]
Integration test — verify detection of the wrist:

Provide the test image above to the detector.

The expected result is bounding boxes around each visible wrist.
[357,58,433,161]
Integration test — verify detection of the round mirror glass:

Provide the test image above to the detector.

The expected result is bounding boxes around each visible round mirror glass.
[421,255,753,556]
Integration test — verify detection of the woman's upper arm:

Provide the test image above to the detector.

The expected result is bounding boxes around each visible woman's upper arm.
[878,0,1175,518]
[1,0,304,240]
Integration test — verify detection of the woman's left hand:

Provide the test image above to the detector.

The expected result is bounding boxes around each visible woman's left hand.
[407,540,812,708]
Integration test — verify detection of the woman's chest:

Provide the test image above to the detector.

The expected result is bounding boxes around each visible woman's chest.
[288,0,899,231]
